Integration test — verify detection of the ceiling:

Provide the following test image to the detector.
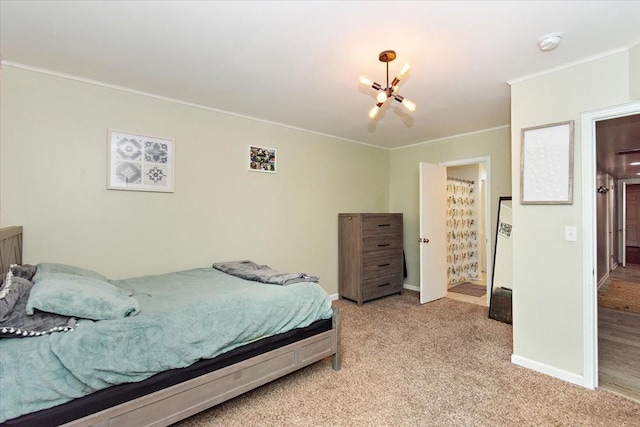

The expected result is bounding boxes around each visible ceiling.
[1,1,640,149]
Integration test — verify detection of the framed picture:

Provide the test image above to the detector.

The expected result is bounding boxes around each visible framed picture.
[107,130,174,192]
[498,220,512,238]
[520,120,574,204]
[248,145,276,173]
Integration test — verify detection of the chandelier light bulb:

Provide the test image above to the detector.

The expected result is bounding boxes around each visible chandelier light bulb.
[398,63,411,79]
[359,76,373,86]
[402,98,417,112]
[368,104,381,119]
[376,91,388,103]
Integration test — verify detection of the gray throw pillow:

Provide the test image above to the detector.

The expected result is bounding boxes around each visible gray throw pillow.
[0,272,77,338]
[10,264,37,281]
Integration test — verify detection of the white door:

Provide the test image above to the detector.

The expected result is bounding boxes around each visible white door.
[622,181,627,267]
[607,175,615,270]
[419,162,447,304]
[626,184,639,247]
[605,175,611,273]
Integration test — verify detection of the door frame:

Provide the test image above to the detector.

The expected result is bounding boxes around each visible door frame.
[582,100,640,390]
[440,156,492,302]
[618,180,640,266]
[605,174,612,274]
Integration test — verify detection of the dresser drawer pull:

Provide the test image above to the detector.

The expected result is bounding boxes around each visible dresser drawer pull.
[378,224,391,227]
[377,243,390,247]
[377,263,391,267]
[378,282,391,287]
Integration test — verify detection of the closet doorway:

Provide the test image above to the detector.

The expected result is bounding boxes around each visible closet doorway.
[418,157,492,306]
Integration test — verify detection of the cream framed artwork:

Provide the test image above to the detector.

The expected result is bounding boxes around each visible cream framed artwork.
[107,130,175,192]
[520,120,574,204]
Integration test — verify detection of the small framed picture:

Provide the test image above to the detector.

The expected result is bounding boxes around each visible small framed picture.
[107,130,174,192]
[248,145,276,173]
[498,220,512,238]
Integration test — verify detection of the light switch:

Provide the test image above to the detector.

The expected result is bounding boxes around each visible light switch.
[565,226,577,242]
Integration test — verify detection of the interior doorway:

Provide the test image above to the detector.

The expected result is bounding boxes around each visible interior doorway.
[582,100,640,391]
[596,115,640,400]
[418,156,492,306]
[445,164,488,306]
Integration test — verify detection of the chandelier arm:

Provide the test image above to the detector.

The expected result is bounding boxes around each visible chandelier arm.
[386,61,390,95]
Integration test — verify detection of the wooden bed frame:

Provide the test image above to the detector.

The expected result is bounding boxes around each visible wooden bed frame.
[0,226,22,275]
[0,226,341,427]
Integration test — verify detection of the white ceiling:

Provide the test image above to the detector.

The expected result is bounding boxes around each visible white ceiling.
[1,1,640,149]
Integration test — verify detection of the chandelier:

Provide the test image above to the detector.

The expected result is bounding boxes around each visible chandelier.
[359,50,416,119]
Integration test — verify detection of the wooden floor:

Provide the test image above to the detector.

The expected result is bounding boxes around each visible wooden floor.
[598,264,640,401]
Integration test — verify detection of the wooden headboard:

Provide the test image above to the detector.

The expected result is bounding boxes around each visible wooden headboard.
[1,226,23,277]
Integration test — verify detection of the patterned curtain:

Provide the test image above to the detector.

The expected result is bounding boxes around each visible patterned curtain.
[446,178,479,286]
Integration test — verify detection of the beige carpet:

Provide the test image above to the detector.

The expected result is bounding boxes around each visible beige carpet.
[599,280,640,313]
[176,291,640,427]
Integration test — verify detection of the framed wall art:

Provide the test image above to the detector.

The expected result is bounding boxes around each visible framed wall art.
[107,130,174,192]
[520,120,574,204]
[248,145,276,173]
[498,220,513,238]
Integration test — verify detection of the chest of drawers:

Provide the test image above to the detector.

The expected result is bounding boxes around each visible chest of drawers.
[338,213,404,305]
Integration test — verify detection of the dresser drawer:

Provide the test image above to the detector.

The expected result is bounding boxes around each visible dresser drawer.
[362,253,402,279]
[362,273,403,300]
[362,236,402,254]
[362,215,402,237]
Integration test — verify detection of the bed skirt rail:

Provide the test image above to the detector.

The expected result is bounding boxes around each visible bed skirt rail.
[63,307,340,427]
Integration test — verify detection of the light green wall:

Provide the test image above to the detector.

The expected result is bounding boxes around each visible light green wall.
[510,51,631,376]
[631,42,640,100]
[388,127,512,287]
[0,66,390,294]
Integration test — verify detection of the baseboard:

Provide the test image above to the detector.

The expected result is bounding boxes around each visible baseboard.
[511,354,589,388]
[329,293,340,301]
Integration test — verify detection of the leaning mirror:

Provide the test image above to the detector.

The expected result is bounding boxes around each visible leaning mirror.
[489,196,513,324]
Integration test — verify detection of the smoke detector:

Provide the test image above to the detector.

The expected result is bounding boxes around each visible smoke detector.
[538,33,562,52]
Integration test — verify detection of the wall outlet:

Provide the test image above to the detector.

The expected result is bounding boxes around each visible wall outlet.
[565,226,577,242]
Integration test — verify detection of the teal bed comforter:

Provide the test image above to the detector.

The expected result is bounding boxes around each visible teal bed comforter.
[0,267,332,423]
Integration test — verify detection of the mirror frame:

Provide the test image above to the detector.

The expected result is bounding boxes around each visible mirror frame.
[488,196,512,323]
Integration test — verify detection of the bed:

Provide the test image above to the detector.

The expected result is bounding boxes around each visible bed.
[0,226,340,426]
